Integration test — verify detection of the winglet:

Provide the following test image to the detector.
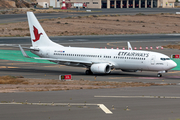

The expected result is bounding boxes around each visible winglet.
[127,42,133,50]
[19,45,31,58]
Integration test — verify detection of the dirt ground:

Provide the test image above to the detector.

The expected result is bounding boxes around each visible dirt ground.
[163,44,180,49]
[0,8,82,14]
[0,76,172,93]
[1,13,180,37]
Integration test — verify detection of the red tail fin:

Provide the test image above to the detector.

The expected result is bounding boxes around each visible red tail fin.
[33,26,43,42]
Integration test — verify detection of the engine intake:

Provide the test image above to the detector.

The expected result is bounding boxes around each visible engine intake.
[90,63,111,74]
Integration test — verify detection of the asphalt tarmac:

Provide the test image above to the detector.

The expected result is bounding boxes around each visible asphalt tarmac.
[1,35,180,120]
[1,86,180,120]
[1,8,180,23]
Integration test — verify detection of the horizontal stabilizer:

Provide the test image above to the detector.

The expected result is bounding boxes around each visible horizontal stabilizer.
[19,45,31,58]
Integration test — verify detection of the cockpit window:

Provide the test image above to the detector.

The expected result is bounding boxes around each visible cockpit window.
[160,58,170,61]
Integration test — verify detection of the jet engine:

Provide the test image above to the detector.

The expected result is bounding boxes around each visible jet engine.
[90,63,111,74]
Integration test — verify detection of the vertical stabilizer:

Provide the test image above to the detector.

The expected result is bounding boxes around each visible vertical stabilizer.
[127,42,133,50]
[27,12,63,47]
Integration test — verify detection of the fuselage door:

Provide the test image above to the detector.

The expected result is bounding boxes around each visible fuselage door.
[151,55,155,65]
[46,50,50,57]
[163,60,168,69]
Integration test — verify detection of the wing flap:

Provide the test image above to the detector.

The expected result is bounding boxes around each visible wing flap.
[19,45,31,58]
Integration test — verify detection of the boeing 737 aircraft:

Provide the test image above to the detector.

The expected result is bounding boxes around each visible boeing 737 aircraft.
[19,12,177,77]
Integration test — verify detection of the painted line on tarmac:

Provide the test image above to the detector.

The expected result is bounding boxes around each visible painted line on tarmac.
[6,63,37,65]
[109,77,131,79]
[165,76,180,79]
[0,66,18,68]
[0,102,113,114]
[97,104,113,114]
[0,44,31,46]
[43,65,64,67]
[138,77,162,79]
[94,96,180,99]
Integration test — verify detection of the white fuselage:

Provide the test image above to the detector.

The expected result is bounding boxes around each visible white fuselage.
[31,46,177,72]
[25,12,177,76]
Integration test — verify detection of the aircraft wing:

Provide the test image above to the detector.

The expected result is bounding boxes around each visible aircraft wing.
[34,57,92,64]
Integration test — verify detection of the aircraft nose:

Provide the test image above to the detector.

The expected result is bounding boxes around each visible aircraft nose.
[169,60,177,69]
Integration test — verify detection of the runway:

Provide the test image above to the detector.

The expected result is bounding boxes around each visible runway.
[1,8,180,23]
[1,85,180,120]
[1,35,180,120]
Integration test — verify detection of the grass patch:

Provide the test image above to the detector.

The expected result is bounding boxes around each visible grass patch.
[0,50,55,64]
[0,76,175,92]
[13,28,29,31]
[0,76,24,84]
[0,75,174,93]
[162,44,180,49]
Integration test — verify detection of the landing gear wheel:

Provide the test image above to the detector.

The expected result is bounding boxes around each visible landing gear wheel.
[107,71,111,74]
[85,70,93,75]
[157,73,162,77]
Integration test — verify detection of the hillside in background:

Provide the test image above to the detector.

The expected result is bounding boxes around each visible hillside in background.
[0,0,16,8]
[0,0,36,9]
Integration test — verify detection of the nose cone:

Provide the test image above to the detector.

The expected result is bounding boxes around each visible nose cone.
[169,60,177,69]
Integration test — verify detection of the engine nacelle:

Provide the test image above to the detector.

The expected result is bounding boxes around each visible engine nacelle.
[90,63,111,74]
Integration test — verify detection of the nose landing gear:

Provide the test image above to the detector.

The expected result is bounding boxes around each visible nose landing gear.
[157,71,166,77]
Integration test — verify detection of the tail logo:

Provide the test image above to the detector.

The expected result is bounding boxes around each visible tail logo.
[33,26,43,42]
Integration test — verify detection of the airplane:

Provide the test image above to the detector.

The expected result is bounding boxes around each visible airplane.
[19,12,177,77]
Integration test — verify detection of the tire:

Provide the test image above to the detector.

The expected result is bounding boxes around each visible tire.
[157,73,162,77]
[85,70,93,75]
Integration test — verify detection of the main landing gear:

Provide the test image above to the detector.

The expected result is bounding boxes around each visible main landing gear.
[85,69,93,75]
